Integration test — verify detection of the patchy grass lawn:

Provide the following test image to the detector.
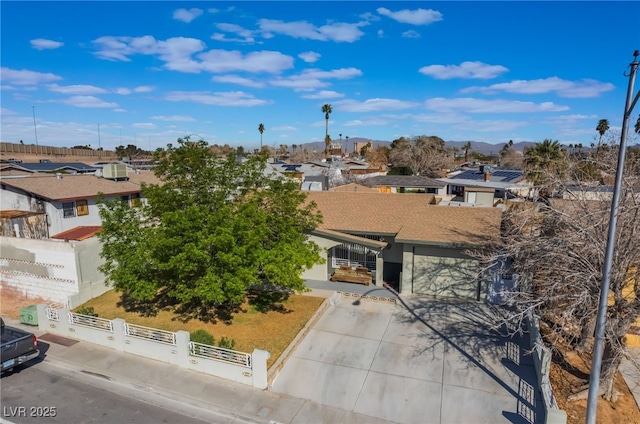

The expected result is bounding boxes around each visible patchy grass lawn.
[75,289,324,367]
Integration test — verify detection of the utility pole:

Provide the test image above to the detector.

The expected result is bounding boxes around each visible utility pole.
[585,50,639,424]
[97,124,101,150]
[32,106,39,147]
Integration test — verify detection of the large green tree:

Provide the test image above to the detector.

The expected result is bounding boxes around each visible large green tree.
[98,137,323,321]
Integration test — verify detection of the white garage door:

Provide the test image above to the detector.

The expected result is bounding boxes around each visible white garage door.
[411,246,480,300]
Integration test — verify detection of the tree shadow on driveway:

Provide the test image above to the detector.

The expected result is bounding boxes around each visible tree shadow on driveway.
[389,290,545,424]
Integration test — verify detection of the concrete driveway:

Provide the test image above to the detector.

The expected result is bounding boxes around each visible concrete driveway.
[271,294,544,424]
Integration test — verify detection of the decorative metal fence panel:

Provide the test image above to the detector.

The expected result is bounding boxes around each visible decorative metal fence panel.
[68,312,113,332]
[123,323,176,345]
[46,307,60,321]
[189,342,251,368]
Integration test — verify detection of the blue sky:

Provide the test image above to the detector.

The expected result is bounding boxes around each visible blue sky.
[1,1,639,151]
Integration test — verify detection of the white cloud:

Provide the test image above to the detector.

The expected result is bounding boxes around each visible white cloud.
[151,115,196,122]
[115,85,154,95]
[1,67,62,85]
[402,30,420,39]
[199,50,294,74]
[343,118,390,127]
[377,29,384,38]
[461,77,615,98]
[212,75,266,88]
[165,90,269,107]
[423,97,569,113]
[134,86,155,93]
[212,23,257,43]
[419,61,509,80]
[270,67,362,91]
[59,96,119,108]
[132,122,157,129]
[258,19,365,43]
[301,90,345,99]
[92,36,206,73]
[271,125,297,131]
[173,8,203,23]
[336,98,420,112]
[298,51,321,63]
[30,38,63,50]
[377,7,443,25]
[47,84,108,95]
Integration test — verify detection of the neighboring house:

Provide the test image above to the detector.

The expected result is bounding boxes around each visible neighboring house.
[1,231,111,307]
[1,167,161,307]
[0,168,161,238]
[302,191,502,301]
[438,166,530,204]
[361,175,447,196]
[1,161,100,174]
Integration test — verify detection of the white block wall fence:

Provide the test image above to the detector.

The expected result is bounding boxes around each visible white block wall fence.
[525,312,567,424]
[36,304,270,389]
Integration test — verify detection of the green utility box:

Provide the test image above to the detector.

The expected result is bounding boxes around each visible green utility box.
[19,305,38,326]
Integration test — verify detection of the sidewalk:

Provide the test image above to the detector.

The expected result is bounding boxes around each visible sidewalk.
[2,316,392,424]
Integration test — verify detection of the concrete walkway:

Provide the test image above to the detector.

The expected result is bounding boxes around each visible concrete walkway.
[271,294,545,424]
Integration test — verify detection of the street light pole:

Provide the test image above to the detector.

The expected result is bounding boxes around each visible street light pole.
[585,50,639,424]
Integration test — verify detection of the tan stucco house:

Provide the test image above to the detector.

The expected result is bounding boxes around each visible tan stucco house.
[302,191,502,300]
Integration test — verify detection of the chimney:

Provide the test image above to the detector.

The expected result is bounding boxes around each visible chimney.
[484,171,491,182]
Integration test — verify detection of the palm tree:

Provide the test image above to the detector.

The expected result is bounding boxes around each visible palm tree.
[345,135,349,154]
[596,119,609,148]
[258,123,265,149]
[463,142,472,162]
[523,139,566,187]
[292,144,297,156]
[322,104,332,157]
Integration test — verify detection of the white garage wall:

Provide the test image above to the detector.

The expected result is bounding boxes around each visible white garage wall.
[404,245,481,300]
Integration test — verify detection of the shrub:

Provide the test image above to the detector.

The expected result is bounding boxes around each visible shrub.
[75,306,98,317]
[190,329,215,345]
[218,336,236,350]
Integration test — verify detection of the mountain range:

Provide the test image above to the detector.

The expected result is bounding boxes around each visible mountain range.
[295,137,537,156]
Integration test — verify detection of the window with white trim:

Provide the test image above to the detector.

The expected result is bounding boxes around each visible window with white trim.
[62,202,75,218]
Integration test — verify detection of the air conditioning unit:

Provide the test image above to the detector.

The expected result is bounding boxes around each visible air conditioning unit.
[103,164,127,179]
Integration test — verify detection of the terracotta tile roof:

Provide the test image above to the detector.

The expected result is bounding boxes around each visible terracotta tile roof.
[51,226,102,241]
[305,191,501,246]
[0,171,162,201]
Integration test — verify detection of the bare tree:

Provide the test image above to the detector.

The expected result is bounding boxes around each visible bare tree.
[388,135,451,176]
[475,146,640,402]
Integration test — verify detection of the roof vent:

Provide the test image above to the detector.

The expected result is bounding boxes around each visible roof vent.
[56,173,62,179]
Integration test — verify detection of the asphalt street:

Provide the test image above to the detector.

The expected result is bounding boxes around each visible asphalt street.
[1,355,252,424]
